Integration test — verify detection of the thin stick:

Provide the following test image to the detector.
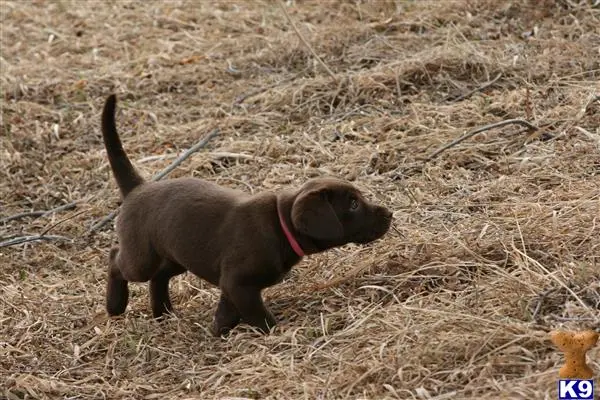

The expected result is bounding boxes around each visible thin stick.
[39,209,88,236]
[391,224,405,238]
[89,210,118,233]
[88,129,220,232]
[151,129,219,181]
[234,75,297,105]
[0,201,79,224]
[531,286,560,320]
[1,209,87,248]
[0,235,72,248]
[425,119,538,162]
[277,0,337,82]
[446,73,502,103]
[138,151,262,164]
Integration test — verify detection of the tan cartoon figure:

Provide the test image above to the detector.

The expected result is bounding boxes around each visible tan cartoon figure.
[550,330,599,379]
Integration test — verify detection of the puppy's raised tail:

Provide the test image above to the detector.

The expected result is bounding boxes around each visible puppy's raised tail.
[101,94,145,198]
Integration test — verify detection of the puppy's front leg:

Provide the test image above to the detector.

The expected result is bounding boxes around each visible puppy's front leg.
[211,294,241,336]
[223,285,276,334]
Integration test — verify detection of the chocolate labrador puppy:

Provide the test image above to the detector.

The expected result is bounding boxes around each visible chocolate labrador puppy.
[101,94,392,335]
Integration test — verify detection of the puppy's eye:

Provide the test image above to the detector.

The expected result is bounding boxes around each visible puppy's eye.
[350,199,359,211]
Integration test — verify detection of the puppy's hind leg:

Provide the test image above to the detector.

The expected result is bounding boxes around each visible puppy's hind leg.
[149,259,186,319]
[106,247,129,316]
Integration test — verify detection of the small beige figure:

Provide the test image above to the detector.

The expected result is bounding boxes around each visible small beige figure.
[550,330,599,379]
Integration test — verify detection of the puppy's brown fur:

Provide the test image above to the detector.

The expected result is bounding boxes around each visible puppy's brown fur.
[101,94,392,335]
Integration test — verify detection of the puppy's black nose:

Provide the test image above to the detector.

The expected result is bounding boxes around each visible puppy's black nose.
[380,207,393,220]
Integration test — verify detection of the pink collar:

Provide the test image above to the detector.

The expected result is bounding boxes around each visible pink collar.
[277,205,305,258]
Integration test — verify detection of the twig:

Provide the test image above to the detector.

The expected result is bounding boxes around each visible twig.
[40,210,88,236]
[0,201,79,224]
[234,75,298,105]
[88,129,220,233]
[531,286,560,320]
[0,235,72,248]
[1,210,47,223]
[277,0,337,82]
[446,73,502,103]
[391,224,405,238]
[42,200,80,216]
[575,126,600,148]
[209,152,264,162]
[138,151,262,164]
[1,209,87,248]
[137,154,178,163]
[425,119,538,162]
[89,210,118,233]
[151,129,220,181]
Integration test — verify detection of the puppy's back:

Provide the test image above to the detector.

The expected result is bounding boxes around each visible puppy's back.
[117,178,247,281]
[121,177,244,228]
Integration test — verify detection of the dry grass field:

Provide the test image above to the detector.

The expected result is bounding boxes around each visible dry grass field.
[1,0,599,398]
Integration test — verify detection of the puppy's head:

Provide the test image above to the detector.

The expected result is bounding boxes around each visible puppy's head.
[291,178,392,248]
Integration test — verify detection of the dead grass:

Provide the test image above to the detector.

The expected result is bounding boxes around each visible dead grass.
[1,0,599,398]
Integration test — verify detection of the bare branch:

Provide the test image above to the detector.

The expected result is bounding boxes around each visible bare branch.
[0,235,72,248]
[151,129,220,181]
[425,119,538,162]
[0,201,79,224]
[88,210,119,233]
[446,73,502,103]
[1,208,87,249]
[234,75,298,105]
[40,209,88,236]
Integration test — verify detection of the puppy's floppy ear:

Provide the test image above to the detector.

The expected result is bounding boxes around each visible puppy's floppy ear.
[291,189,343,240]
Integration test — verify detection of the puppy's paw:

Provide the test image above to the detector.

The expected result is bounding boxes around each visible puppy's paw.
[248,311,277,335]
[212,296,241,337]
[211,320,236,337]
[212,310,242,337]
[106,277,128,316]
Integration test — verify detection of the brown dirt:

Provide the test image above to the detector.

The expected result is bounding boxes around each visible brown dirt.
[1,0,599,399]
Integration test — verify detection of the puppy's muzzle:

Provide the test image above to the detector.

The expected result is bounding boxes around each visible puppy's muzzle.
[355,205,393,244]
